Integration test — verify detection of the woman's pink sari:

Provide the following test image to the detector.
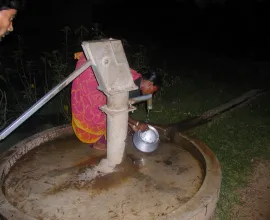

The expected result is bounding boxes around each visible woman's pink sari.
[71,52,141,144]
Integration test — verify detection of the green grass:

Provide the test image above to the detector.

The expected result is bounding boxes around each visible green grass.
[194,96,270,219]
[132,75,270,220]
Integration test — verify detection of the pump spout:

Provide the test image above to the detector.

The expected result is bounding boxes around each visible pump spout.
[129,94,152,105]
[147,97,153,111]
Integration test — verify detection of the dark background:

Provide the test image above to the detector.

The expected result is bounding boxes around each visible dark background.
[0,0,270,150]
[5,0,270,61]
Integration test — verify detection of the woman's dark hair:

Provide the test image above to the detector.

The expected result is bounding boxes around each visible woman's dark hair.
[142,69,162,87]
[0,0,24,11]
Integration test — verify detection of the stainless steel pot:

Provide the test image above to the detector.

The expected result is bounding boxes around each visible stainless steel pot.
[132,125,160,153]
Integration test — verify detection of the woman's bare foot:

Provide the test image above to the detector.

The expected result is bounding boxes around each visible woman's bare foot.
[93,142,107,150]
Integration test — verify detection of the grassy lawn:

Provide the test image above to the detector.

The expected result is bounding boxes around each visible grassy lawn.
[194,92,270,219]
[132,73,270,220]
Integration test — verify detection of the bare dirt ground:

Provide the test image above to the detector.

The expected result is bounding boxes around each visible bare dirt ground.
[232,160,270,220]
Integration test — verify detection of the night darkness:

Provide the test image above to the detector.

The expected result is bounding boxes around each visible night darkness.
[6,0,270,60]
[1,0,270,123]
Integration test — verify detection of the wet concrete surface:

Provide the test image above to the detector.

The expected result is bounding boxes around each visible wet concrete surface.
[3,134,203,220]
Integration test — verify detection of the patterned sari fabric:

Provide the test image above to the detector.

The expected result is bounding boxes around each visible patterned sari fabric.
[71,52,141,144]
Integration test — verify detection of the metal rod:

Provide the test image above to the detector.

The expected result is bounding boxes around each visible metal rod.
[0,60,92,141]
[129,94,152,105]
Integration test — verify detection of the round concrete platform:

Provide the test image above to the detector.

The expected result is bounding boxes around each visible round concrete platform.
[0,124,221,220]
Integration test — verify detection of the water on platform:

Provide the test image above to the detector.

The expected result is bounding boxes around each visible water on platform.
[3,135,203,220]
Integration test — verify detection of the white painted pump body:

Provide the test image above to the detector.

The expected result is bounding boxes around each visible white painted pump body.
[82,39,151,168]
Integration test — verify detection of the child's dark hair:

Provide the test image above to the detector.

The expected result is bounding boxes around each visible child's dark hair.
[0,0,25,11]
[142,69,162,88]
